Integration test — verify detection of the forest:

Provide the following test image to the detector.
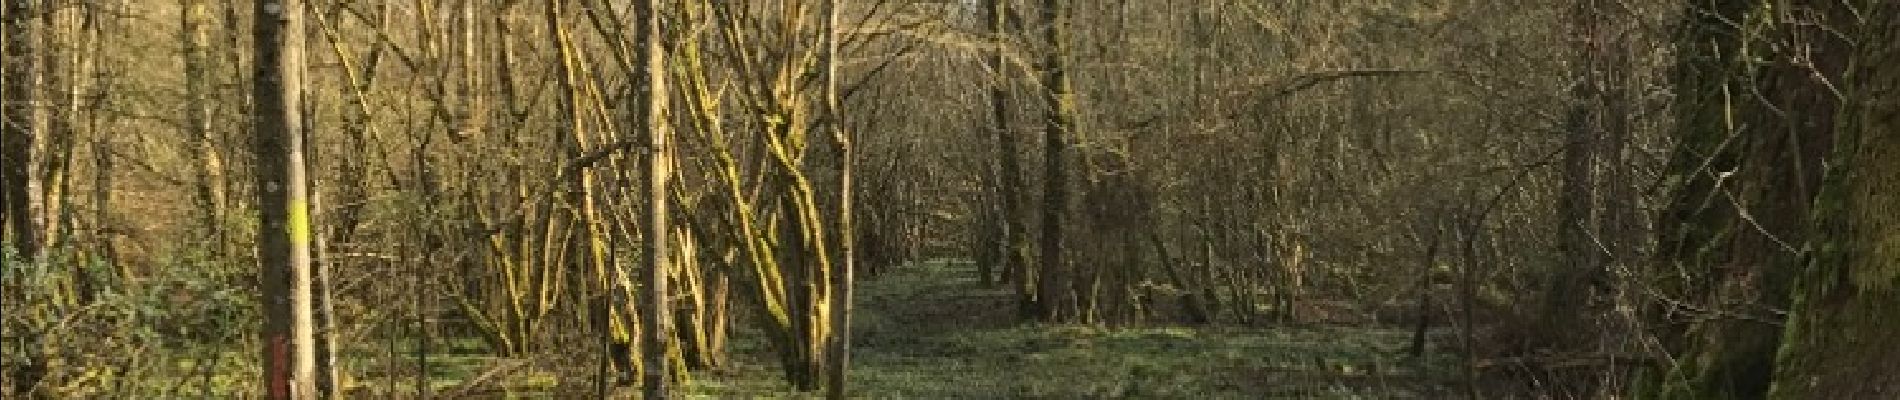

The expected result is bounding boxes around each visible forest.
[1,0,1897,398]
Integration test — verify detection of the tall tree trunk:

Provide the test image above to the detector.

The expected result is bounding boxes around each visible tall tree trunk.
[3,0,41,263]
[58,1,103,303]
[301,29,338,396]
[1544,0,1608,348]
[252,0,317,398]
[307,134,338,398]
[986,0,1036,320]
[182,0,230,257]
[1652,0,1850,397]
[83,0,116,279]
[222,0,247,213]
[2,0,45,395]
[37,0,74,257]
[1770,4,1900,397]
[1036,0,1075,323]
[823,0,855,398]
[636,0,672,396]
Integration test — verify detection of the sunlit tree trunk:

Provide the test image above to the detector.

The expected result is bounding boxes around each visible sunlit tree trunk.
[54,2,100,302]
[823,0,855,397]
[85,0,114,276]
[545,0,636,383]
[635,0,672,396]
[300,18,337,394]
[182,0,230,257]
[305,123,338,398]
[252,0,317,397]
[37,1,77,258]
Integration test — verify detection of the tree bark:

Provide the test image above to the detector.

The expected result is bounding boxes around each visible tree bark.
[1652,0,1850,397]
[252,0,318,397]
[1544,0,1616,349]
[36,1,76,257]
[636,0,672,396]
[985,0,1038,321]
[823,1,855,398]
[182,0,230,257]
[1769,4,1900,397]
[1542,0,1634,350]
[1036,0,1075,323]
[1,0,44,392]
[3,0,41,263]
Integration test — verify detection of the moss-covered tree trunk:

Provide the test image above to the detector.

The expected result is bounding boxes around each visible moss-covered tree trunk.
[822,0,855,396]
[1650,0,1849,397]
[984,0,1037,320]
[1769,4,1900,397]
[1036,0,1077,323]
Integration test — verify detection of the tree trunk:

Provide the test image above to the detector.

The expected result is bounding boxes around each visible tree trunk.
[1544,0,1609,349]
[307,137,339,398]
[1036,0,1075,323]
[301,37,338,396]
[824,1,855,397]
[3,0,41,264]
[252,0,318,397]
[1769,4,1900,397]
[985,0,1036,320]
[1652,0,1849,397]
[636,0,672,396]
[544,0,634,384]
[182,0,230,257]
[36,2,75,257]
[2,0,44,395]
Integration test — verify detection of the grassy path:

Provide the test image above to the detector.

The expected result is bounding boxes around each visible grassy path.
[685,260,1459,399]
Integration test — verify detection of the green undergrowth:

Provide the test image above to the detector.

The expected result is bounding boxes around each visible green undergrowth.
[677,259,1461,399]
[36,257,1456,398]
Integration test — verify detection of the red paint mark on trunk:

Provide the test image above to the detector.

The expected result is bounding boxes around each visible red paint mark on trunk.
[268,335,290,399]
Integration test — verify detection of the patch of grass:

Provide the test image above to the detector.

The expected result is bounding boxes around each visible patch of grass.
[666,260,1460,399]
[100,259,1458,398]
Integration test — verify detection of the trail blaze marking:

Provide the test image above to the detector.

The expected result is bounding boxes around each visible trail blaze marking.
[268,335,290,399]
[288,199,310,245]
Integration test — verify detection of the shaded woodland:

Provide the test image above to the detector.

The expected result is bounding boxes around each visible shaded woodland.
[2,0,1898,398]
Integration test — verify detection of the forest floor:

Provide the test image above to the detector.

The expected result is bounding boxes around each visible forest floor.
[353,259,1461,398]
[669,259,1463,399]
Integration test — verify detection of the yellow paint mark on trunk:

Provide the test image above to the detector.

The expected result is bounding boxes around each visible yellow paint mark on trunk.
[288,199,311,245]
